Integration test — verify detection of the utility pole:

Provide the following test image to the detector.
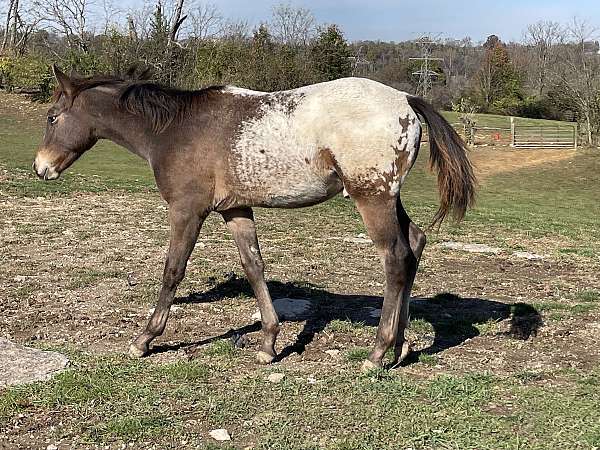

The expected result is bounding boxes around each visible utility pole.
[409,33,444,100]
[352,46,371,76]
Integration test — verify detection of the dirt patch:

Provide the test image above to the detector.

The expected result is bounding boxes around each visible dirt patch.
[1,191,598,380]
[470,148,576,179]
[0,92,47,122]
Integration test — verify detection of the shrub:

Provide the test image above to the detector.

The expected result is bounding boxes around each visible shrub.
[0,55,53,100]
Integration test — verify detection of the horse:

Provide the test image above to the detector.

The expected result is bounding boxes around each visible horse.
[33,66,475,370]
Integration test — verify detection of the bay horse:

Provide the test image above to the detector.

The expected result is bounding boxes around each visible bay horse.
[33,66,475,370]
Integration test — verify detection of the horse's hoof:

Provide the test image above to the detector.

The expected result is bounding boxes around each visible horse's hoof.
[361,359,381,372]
[256,351,275,365]
[128,343,148,358]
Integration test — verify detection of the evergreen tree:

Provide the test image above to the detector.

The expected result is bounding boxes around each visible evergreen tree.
[475,35,523,113]
[311,24,351,81]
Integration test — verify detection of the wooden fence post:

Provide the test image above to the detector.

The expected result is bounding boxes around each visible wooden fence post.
[510,117,515,147]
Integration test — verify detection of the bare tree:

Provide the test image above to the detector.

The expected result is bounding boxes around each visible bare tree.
[1,0,17,51]
[166,0,186,48]
[33,0,94,51]
[189,2,222,40]
[551,18,600,145]
[99,0,122,33]
[2,0,41,54]
[524,20,563,96]
[269,3,315,46]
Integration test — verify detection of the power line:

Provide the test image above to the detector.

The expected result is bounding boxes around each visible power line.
[409,33,444,99]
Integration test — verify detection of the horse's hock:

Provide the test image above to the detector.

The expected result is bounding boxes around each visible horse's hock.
[0,338,69,387]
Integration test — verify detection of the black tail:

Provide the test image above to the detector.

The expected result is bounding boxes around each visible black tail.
[407,96,476,227]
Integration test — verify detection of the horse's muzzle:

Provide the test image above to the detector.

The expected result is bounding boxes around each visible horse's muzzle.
[32,158,60,180]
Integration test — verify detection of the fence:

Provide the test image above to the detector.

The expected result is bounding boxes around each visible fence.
[510,118,578,149]
[423,118,579,149]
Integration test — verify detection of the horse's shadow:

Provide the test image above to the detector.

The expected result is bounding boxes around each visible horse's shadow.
[153,276,542,364]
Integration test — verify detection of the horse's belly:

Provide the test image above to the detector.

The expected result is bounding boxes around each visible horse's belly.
[230,161,342,208]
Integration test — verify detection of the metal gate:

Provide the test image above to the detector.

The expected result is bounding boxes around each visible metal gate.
[511,118,578,149]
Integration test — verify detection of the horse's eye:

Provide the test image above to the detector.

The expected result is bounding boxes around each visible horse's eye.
[47,115,58,125]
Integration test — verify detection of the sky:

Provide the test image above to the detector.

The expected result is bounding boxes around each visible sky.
[138,0,600,43]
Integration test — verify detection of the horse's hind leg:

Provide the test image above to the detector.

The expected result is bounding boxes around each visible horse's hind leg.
[222,207,280,364]
[354,195,416,370]
[392,199,426,366]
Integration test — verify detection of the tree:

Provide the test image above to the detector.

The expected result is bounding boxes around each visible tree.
[270,3,315,47]
[189,2,222,40]
[311,24,351,81]
[33,0,92,52]
[524,20,563,96]
[550,19,600,145]
[1,0,40,54]
[475,35,523,113]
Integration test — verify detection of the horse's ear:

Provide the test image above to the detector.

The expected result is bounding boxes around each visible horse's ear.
[52,64,74,97]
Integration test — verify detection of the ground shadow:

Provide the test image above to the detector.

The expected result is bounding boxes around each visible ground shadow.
[163,276,542,364]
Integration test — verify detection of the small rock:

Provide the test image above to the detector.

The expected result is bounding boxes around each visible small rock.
[209,428,231,441]
[251,310,261,321]
[0,339,69,387]
[267,372,285,383]
[46,445,58,450]
[307,377,317,384]
[343,233,372,244]
[440,241,501,254]
[13,275,27,282]
[513,251,544,260]
[324,349,340,357]
[127,272,138,287]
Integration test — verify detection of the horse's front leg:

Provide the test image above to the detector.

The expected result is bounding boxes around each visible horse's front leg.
[129,203,206,357]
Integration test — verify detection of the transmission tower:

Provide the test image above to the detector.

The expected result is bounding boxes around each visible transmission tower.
[409,33,444,100]
[352,46,371,76]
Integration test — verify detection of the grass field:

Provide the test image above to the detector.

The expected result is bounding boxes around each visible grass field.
[441,110,570,129]
[1,92,600,449]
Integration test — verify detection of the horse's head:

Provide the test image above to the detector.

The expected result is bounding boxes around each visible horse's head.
[33,65,98,180]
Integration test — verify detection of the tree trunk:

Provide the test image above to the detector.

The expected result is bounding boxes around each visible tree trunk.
[9,0,18,50]
[166,0,186,83]
[1,0,16,52]
[585,112,592,146]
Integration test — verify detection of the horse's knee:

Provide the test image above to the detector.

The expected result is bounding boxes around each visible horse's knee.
[163,263,186,288]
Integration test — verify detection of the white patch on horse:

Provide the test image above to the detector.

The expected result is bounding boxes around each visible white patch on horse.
[222,86,265,97]
[228,78,421,205]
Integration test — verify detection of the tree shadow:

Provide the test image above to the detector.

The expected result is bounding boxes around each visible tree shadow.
[166,276,542,364]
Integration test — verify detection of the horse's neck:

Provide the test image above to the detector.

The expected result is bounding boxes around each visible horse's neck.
[99,113,154,162]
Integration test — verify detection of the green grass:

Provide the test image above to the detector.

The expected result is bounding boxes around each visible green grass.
[204,339,238,358]
[326,319,368,334]
[442,110,570,128]
[3,97,600,262]
[2,351,598,448]
[576,290,600,303]
[344,347,370,362]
